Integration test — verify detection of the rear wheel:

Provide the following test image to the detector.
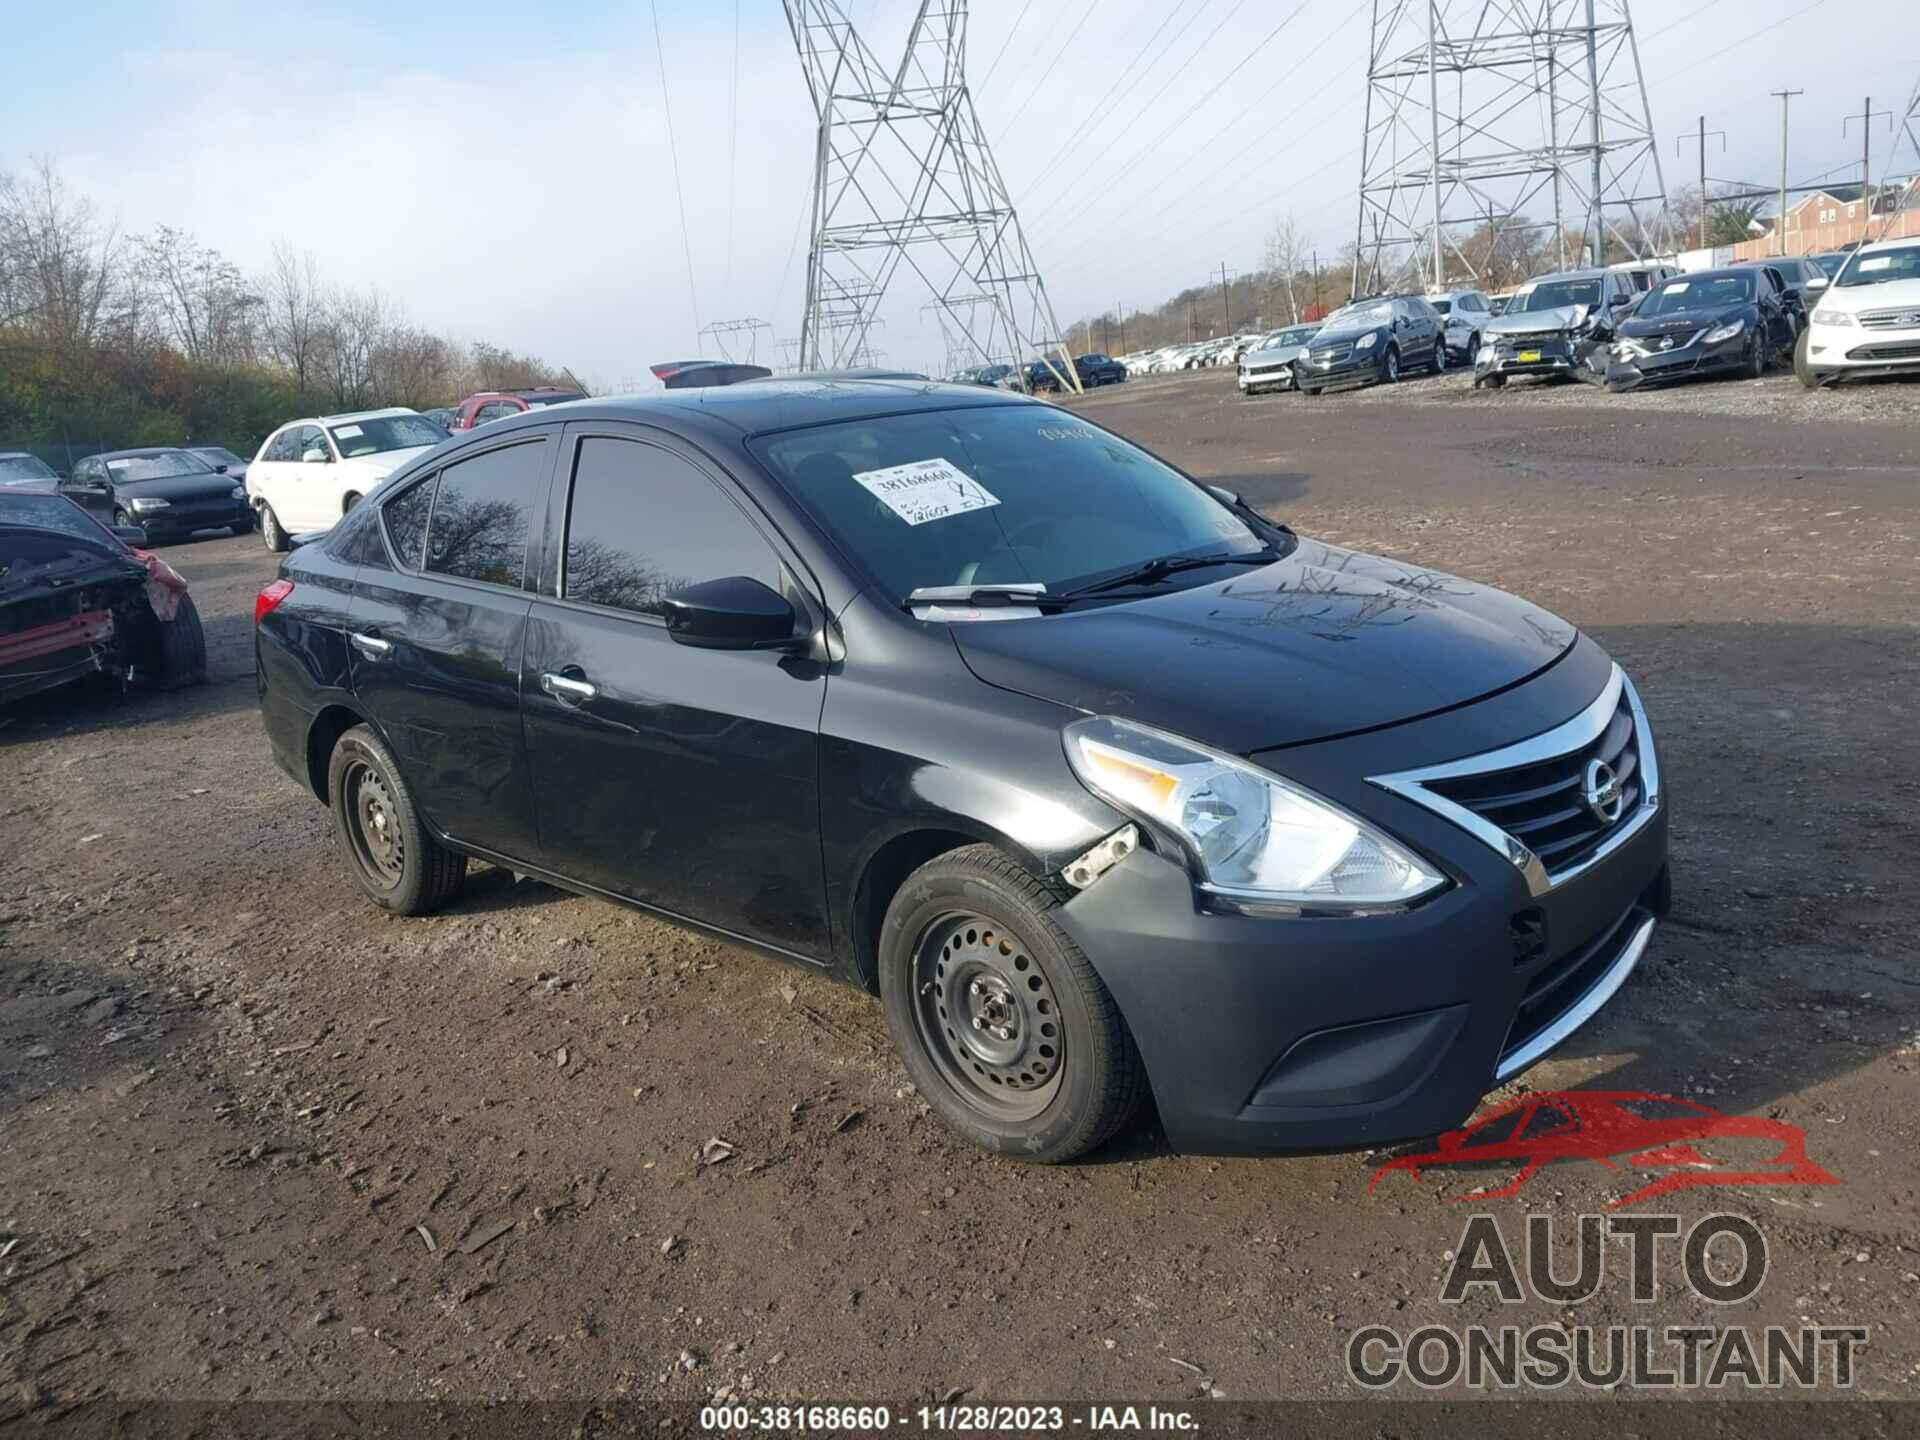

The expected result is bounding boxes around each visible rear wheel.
[156,593,208,689]
[260,504,288,552]
[327,724,468,916]
[1431,339,1449,374]
[879,844,1146,1163]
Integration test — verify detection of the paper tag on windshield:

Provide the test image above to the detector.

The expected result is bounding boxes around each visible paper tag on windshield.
[333,424,364,439]
[851,458,1000,526]
[1665,282,1689,294]
[1858,256,1892,272]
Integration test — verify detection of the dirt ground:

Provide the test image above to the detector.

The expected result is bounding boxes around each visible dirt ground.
[4,366,1919,1429]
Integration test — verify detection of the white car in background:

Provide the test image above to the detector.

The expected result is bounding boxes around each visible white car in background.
[247,408,446,551]
[1238,323,1321,395]
[1798,239,1920,389]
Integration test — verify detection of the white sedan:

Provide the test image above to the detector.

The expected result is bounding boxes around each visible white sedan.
[248,408,446,551]
[1798,239,1920,389]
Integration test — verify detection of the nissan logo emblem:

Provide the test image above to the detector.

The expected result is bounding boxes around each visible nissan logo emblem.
[1583,759,1626,825]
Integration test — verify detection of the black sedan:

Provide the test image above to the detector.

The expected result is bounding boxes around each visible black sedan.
[61,448,254,541]
[255,381,1668,1163]
[1609,269,1796,388]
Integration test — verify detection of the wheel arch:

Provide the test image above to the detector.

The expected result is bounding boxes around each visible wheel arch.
[848,824,1053,996]
[305,701,373,803]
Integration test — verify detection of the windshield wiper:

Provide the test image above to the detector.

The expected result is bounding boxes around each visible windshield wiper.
[1055,547,1279,602]
[903,582,1064,612]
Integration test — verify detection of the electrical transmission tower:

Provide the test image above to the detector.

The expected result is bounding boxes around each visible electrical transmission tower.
[783,0,1078,390]
[700,317,774,366]
[1354,0,1670,297]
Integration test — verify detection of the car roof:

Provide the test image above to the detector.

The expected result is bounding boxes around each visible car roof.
[1659,267,1755,283]
[92,446,197,461]
[1856,236,1920,255]
[452,379,1037,442]
[318,407,418,424]
[1520,269,1609,285]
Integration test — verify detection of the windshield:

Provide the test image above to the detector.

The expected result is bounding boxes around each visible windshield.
[1639,273,1752,315]
[0,492,120,544]
[327,415,445,457]
[1263,326,1316,348]
[1321,302,1392,332]
[190,446,247,469]
[1430,299,1452,315]
[752,406,1265,602]
[1517,279,1601,313]
[1834,245,1920,288]
[0,455,58,481]
[105,451,210,481]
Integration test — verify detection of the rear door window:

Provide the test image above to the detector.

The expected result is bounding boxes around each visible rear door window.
[560,437,780,618]
[423,439,547,588]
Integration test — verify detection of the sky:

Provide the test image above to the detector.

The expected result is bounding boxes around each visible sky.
[3,0,1917,382]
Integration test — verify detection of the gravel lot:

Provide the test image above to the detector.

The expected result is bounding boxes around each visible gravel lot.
[3,367,1918,1427]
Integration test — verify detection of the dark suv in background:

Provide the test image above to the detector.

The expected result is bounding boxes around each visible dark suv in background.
[1294,296,1448,394]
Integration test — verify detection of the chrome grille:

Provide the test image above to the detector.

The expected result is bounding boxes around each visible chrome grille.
[1308,342,1355,365]
[1425,692,1641,877]
[1369,665,1660,898]
[1859,307,1920,331]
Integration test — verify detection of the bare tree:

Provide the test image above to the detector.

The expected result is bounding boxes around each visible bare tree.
[3,157,132,349]
[1262,215,1306,325]
[372,323,454,409]
[136,225,261,364]
[261,240,326,392]
[318,286,386,409]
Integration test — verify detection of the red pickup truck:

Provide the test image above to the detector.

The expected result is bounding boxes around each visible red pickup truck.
[449,387,588,431]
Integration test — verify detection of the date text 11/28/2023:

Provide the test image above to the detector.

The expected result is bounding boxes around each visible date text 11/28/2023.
[699,1404,1202,1433]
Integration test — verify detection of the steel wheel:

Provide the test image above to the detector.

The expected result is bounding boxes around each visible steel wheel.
[341,757,406,890]
[911,911,1064,1121]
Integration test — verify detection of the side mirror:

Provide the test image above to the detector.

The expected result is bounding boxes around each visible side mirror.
[302,449,329,464]
[1805,275,1829,293]
[111,524,149,545]
[661,576,802,652]
[213,463,230,474]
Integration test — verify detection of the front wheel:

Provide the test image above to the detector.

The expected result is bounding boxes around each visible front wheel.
[879,844,1146,1163]
[1482,373,1508,390]
[156,592,208,689]
[1380,346,1401,384]
[260,504,288,552]
[327,724,468,915]
[1746,333,1768,379]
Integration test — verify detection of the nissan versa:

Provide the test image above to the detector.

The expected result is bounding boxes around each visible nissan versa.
[254,380,1670,1163]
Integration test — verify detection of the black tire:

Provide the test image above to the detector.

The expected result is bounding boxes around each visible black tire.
[113,507,133,530]
[1746,332,1767,379]
[1431,338,1448,375]
[1483,373,1508,390]
[1381,345,1401,384]
[326,724,468,916]
[156,592,208,689]
[878,843,1146,1163]
[260,503,289,552]
[1793,331,1823,390]
[342,492,362,514]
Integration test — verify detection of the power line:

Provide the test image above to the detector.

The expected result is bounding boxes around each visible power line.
[995,0,1103,149]
[977,0,1038,93]
[1017,0,1207,195]
[1031,0,1281,224]
[647,0,701,344]
[1641,0,1735,41]
[1648,0,1836,88]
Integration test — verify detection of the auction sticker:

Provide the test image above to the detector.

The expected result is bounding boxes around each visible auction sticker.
[852,458,1000,526]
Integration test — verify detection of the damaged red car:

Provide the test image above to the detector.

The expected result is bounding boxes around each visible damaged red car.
[1,490,207,705]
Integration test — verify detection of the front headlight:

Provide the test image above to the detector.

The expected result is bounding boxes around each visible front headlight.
[1476,346,1496,365]
[1355,332,1378,351]
[1703,319,1745,346]
[128,496,171,513]
[1063,716,1446,912]
[1811,307,1854,328]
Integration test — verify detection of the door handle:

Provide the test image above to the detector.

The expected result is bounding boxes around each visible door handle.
[349,632,392,659]
[541,671,597,704]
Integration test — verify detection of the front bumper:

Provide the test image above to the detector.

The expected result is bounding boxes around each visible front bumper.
[1296,347,1385,387]
[134,500,253,537]
[1238,366,1294,393]
[1474,334,1581,381]
[1609,330,1752,385]
[1055,647,1671,1154]
[1804,322,1920,382]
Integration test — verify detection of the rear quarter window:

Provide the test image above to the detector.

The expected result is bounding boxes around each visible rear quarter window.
[382,475,437,570]
[422,439,547,587]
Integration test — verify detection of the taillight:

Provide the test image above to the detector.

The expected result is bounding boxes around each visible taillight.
[255,579,294,626]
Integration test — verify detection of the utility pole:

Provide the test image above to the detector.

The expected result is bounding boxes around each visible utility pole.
[1311,249,1321,314]
[1676,116,1726,250]
[1772,89,1804,256]
[1583,0,1605,265]
[1219,263,1233,333]
[1117,301,1125,355]
[1843,97,1893,206]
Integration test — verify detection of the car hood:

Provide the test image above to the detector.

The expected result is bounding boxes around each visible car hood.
[112,472,237,500]
[1309,324,1384,347]
[949,540,1578,754]
[1485,304,1592,337]
[339,445,435,478]
[1618,306,1740,340]
[1245,343,1309,364]
[1822,275,1920,313]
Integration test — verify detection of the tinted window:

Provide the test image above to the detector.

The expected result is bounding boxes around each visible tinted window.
[0,455,58,481]
[562,438,777,617]
[475,402,520,425]
[265,430,295,462]
[423,439,544,587]
[382,475,437,569]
